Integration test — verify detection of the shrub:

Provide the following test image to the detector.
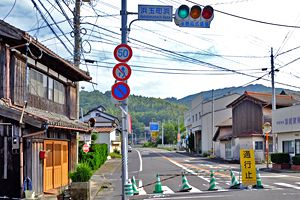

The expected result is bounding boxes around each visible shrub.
[69,163,92,182]
[270,153,290,164]
[143,142,157,147]
[292,156,300,165]
[79,143,108,170]
[109,152,122,159]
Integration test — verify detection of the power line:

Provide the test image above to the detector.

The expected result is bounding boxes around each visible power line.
[186,0,300,28]
[2,0,17,21]
[30,0,73,56]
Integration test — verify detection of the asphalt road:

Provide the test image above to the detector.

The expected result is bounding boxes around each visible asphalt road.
[128,147,300,200]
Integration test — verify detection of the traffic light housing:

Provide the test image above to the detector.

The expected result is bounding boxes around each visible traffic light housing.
[175,5,214,28]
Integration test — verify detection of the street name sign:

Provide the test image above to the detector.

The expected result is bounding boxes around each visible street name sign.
[114,44,133,62]
[138,5,173,22]
[113,63,132,81]
[111,82,130,101]
[240,149,257,185]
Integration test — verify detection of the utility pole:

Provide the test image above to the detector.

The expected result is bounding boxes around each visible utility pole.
[73,0,82,171]
[271,48,277,153]
[120,0,128,199]
[212,89,214,155]
[162,121,164,145]
[74,0,81,68]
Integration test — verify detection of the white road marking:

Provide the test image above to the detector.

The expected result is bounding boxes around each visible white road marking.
[135,149,143,172]
[147,194,232,200]
[274,183,300,190]
[263,184,283,190]
[162,186,174,194]
[190,185,202,193]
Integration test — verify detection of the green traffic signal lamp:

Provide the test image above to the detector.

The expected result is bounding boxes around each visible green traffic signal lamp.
[178,5,189,19]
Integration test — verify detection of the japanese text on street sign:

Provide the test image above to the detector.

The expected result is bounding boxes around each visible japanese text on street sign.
[177,21,211,28]
[240,149,257,185]
[138,5,173,21]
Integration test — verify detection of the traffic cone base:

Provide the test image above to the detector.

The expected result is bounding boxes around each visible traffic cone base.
[252,169,264,189]
[153,174,163,193]
[179,175,192,192]
[131,176,139,195]
[208,171,218,191]
[229,170,240,189]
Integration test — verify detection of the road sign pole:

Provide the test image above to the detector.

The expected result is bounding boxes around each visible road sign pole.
[121,0,128,199]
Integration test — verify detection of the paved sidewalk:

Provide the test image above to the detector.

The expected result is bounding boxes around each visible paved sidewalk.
[91,158,122,200]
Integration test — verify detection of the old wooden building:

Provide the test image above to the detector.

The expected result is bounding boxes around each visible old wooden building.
[221,91,298,161]
[0,20,92,198]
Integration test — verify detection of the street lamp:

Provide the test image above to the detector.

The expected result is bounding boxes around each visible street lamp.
[263,122,272,168]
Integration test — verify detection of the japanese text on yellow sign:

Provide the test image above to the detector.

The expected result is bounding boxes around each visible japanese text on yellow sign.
[240,149,257,185]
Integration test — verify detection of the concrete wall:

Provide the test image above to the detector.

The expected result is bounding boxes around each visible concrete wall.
[231,137,265,162]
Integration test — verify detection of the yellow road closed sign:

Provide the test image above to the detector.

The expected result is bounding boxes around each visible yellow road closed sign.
[240,149,257,185]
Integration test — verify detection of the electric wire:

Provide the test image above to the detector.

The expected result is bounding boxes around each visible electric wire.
[2,0,17,21]
[30,0,73,56]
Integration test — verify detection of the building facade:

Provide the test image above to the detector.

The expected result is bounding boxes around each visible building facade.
[0,20,91,198]
[184,93,240,155]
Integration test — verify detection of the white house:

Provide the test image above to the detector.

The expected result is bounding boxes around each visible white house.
[272,104,300,156]
[80,106,120,153]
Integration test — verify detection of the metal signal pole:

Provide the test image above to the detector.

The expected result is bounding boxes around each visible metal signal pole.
[121,0,128,199]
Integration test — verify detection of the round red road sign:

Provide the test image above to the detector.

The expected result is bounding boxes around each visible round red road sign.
[114,44,133,62]
[111,82,130,101]
[113,63,132,81]
[82,143,89,153]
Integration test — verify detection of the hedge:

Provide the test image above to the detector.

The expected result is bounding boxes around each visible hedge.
[69,162,92,182]
[79,143,108,171]
[292,155,300,165]
[270,153,290,164]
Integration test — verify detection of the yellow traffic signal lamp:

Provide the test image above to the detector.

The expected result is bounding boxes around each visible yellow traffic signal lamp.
[190,5,201,19]
[175,4,214,28]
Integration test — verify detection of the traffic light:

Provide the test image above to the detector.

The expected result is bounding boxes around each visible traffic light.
[175,5,214,28]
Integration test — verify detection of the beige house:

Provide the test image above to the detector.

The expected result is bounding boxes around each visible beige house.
[184,93,240,155]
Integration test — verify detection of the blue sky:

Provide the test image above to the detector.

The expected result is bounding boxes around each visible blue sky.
[1,0,300,99]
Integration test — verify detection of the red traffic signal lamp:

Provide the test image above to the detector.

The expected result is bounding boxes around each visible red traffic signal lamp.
[175,5,214,28]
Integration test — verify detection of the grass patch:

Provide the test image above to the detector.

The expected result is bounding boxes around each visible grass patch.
[109,152,122,159]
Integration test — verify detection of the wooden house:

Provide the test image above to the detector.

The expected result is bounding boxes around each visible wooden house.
[221,91,298,162]
[0,20,92,198]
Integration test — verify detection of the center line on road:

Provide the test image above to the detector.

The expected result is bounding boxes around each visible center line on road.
[135,149,143,172]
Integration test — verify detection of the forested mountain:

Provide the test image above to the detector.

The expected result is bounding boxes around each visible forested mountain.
[79,90,188,138]
[80,84,299,142]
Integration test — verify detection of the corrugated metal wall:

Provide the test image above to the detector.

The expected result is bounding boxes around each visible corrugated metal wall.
[31,140,43,195]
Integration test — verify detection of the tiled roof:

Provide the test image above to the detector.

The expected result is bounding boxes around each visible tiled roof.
[227,91,298,107]
[95,127,115,133]
[0,98,90,132]
[245,91,298,106]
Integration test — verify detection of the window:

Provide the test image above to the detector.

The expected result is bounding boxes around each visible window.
[295,140,300,155]
[54,80,65,104]
[283,140,294,154]
[192,115,194,122]
[255,141,263,150]
[29,69,47,98]
[48,77,54,100]
[195,114,198,121]
[29,68,65,104]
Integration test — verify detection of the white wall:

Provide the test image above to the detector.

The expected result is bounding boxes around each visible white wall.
[231,137,265,162]
[277,132,300,156]
[96,133,112,152]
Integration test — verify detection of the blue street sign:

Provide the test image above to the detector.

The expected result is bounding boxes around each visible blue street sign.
[138,5,173,22]
[111,82,130,101]
[149,122,159,131]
